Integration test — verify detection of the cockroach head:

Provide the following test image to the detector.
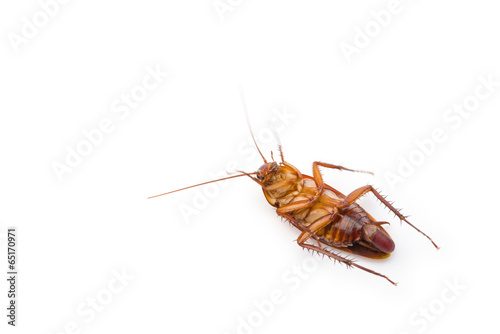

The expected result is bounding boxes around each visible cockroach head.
[256,162,279,182]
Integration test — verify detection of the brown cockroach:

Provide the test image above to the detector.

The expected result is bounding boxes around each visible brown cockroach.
[149,92,439,286]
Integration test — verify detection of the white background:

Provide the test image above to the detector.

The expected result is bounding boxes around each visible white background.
[1,1,499,333]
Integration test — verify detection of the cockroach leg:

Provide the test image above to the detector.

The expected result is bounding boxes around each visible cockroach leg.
[298,242,397,286]
[340,185,439,249]
[278,145,284,163]
[279,213,324,250]
[284,209,397,285]
[296,208,339,244]
[276,200,316,214]
[307,161,373,204]
[313,161,374,177]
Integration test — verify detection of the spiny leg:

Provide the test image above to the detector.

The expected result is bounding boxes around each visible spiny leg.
[296,208,339,244]
[280,212,397,286]
[267,116,285,163]
[312,161,374,181]
[280,213,324,248]
[309,161,374,201]
[298,242,397,286]
[278,145,284,163]
[340,185,439,249]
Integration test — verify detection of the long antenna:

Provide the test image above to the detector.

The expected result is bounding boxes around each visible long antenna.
[239,85,267,164]
[149,87,265,200]
[148,172,256,199]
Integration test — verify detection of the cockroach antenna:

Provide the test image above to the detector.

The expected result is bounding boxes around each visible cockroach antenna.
[239,85,268,164]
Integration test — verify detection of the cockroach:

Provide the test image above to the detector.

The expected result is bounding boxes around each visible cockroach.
[149,90,439,286]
